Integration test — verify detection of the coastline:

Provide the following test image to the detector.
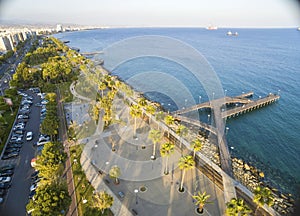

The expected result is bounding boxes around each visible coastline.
[92,64,295,215]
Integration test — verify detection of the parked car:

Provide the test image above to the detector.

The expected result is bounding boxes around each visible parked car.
[26,131,33,141]
[0,164,15,172]
[0,177,11,183]
[31,171,39,179]
[7,143,22,148]
[2,152,19,160]
[0,189,6,196]
[28,190,36,199]
[0,182,11,189]
[38,135,50,142]
[4,148,20,154]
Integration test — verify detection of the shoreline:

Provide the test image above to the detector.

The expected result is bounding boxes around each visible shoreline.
[91,64,296,215]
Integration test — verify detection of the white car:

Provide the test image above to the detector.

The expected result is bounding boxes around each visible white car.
[26,131,33,141]
[0,176,11,183]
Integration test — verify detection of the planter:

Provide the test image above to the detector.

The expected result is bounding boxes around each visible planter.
[139,186,147,192]
[195,208,204,215]
[177,186,185,193]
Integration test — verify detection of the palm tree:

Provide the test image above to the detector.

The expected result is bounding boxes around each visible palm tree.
[145,104,156,123]
[155,111,165,130]
[253,186,274,215]
[129,104,142,137]
[191,138,202,159]
[160,142,175,174]
[93,191,114,214]
[109,166,121,184]
[148,129,162,159]
[138,98,147,107]
[98,82,106,98]
[178,155,195,192]
[192,191,211,214]
[225,198,252,216]
[164,115,175,139]
[176,124,188,149]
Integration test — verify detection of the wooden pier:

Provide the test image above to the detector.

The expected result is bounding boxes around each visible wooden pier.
[222,93,280,119]
[173,91,254,115]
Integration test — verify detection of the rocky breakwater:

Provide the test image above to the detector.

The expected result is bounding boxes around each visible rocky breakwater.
[232,158,295,215]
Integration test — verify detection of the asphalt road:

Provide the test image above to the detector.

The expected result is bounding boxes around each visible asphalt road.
[0,90,41,215]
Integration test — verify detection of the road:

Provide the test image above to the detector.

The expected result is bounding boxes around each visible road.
[0,90,41,215]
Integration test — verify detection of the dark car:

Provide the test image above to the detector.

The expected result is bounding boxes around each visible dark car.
[7,143,22,148]
[2,152,19,160]
[28,190,36,199]
[0,170,14,177]
[0,164,15,172]
[31,171,39,179]
[4,148,20,153]
[0,182,11,189]
[0,189,6,196]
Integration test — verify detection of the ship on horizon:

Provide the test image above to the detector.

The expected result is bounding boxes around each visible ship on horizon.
[206,25,218,30]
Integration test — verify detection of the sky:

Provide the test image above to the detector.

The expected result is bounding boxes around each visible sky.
[0,0,299,27]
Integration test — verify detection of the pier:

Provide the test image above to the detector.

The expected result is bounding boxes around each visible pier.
[222,93,280,119]
[173,91,254,115]
[170,91,280,203]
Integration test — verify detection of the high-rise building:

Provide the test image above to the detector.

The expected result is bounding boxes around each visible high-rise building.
[56,24,63,32]
[0,36,13,51]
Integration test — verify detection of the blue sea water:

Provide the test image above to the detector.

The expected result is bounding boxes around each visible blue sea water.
[55,28,300,196]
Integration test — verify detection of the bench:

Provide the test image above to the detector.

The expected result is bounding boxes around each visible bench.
[131,209,138,215]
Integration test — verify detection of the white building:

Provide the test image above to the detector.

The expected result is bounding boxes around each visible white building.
[56,24,63,32]
[0,35,13,51]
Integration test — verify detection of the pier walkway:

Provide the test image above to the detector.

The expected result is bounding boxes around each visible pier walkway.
[173,91,254,115]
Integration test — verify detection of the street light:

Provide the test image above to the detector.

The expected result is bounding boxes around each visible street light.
[207,114,211,122]
[224,89,227,97]
[226,127,229,135]
[198,95,201,104]
[212,92,215,101]
[134,189,139,204]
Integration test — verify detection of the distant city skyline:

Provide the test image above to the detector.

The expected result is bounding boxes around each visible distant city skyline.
[1,0,300,27]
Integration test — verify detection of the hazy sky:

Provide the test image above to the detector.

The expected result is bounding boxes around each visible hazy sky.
[1,0,299,27]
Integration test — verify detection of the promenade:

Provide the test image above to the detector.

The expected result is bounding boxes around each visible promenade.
[68,84,226,215]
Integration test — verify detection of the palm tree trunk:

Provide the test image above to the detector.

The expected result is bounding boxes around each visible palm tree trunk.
[153,142,156,157]
[134,117,137,137]
[254,206,259,215]
[180,170,186,191]
[165,156,169,174]
[193,150,196,159]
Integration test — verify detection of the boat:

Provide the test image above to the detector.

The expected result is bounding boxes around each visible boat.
[227,31,238,36]
[233,32,238,36]
[227,31,232,36]
[206,25,218,30]
[298,27,300,31]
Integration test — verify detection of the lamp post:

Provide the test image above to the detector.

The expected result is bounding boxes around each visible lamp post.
[134,189,139,204]
[207,114,211,122]
[224,89,227,97]
[226,127,229,135]
[212,92,215,101]
[167,103,171,113]
[199,95,201,104]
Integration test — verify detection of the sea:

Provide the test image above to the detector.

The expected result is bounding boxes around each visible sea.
[55,28,300,197]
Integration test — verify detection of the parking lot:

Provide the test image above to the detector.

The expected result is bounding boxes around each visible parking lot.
[0,88,44,215]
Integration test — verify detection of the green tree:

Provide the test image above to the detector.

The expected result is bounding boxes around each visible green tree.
[191,138,202,159]
[148,129,162,159]
[155,111,165,130]
[26,183,71,216]
[92,191,114,214]
[129,104,142,137]
[145,104,156,123]
[176,124,188,149]
[35,142,66,183]
[160,142,175,175]
[253,186,274,215]
[109,166,121,184]
[164,115,175,138]
[178,155,195,192]
[98,82,107,98]
[192,191,211,214]
[225,198,252,216]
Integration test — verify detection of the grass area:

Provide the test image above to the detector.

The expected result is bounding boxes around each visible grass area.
[76,120,96,140]
[70,145,113,216]
[57,82,73,103]
[0,108,19,152]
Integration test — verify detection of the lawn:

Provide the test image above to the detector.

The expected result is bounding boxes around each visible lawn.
[0,108,19,152]
[70,145,113,216]
[57,82,73,103]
